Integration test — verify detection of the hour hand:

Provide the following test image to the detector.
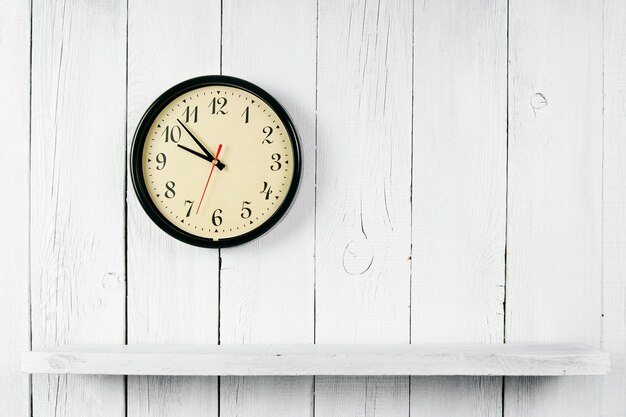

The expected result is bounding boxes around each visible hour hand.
[176,118,225,170]
[177,144,226,170]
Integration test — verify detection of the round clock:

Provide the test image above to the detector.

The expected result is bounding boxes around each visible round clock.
[130,75,301,248]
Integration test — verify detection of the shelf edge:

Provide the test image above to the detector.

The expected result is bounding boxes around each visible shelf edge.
[21,344,611,376]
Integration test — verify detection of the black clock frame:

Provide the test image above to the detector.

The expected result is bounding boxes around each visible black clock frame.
[130,75,302,248]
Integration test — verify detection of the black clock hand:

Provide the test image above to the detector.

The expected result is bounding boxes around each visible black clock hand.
[177,143,227,170]
[176,118,225,170]
[177,144,213,163]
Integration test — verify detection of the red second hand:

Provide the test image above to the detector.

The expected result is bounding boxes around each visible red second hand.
[196,143,223,215]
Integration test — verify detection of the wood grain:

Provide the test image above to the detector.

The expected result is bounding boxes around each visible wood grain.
[316,0,412,415]
[601,0,626,415]
[21,344,611,376]
[4,1,620,415]
[126,1,221,416]
[505,0,603,416]
[411,0,507,415]
[0,1,31,416]
[219,2,316,416]
[30,1,127,416]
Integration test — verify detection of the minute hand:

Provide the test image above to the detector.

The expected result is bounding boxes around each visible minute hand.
[176,118,225,170]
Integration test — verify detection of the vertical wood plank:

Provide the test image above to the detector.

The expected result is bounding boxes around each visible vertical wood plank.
[316,0,412,416]
[126,1,221,416]
[411,0,507,415]
[506,0,603,416]
[602,0,626,415]
[0,0,31,415]
[219,1,316,416]
[30,1,127,416]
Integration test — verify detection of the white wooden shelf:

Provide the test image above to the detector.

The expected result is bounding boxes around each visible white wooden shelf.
[21,344,610,376]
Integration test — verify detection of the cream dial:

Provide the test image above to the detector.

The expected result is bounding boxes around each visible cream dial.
[137,83,297,244]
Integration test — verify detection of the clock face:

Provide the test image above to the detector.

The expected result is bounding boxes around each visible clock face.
[131,76,301,248]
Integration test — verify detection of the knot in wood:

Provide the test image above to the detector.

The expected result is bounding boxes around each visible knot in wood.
[530,92,548,111]
[342,237,374,276]
[102,272,122,290]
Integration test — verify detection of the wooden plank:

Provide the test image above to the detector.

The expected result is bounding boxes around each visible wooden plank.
[30,1,127,416]
[505,0,603,416]
[411,0,507,416]
[601,0,626,415]
[126,1,221,417]
[316,0,412,416]
[0,0,31,416]
[21,344,610,376]
[219,1,316,416]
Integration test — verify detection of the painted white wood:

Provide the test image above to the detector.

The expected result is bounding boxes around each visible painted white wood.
[219,2,316,416]
[601,0,626,415]
[126,1,221,416]
[412,376,501,416]
[316,0,412,415]
[506,1,603,416]
[0,1,31,416]
[411,0,507,415]
[21,344,610,376]
[5,0,620,415]
[30,1,127,416]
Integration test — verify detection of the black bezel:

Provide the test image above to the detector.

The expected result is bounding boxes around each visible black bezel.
[130,75,302,248]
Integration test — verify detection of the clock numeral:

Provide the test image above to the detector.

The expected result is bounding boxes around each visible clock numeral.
[260,181,273,200]
[262,126,274,144]
[184,200,194,217]
[182,105,198,123]
[155,153,167,170]
[212,208,223,226]
[164,181,176,198]
[209,97,228,115]
[240,201,252,219]
[242,106,250,123]
[162,125,182,143]
[270,153,282,171]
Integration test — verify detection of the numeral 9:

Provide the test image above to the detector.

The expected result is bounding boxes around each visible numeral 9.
[156,153,166,170]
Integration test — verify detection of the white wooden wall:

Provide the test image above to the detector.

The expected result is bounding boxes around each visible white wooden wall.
[1,0,624,416]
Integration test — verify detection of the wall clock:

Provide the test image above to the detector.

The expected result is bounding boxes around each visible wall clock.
[130,75,302,248]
